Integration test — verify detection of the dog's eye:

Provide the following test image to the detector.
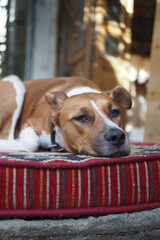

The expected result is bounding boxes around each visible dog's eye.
[111,109,120,118]
[72,114,89,123]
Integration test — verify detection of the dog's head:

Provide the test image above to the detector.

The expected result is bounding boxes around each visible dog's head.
[45,86,132,157]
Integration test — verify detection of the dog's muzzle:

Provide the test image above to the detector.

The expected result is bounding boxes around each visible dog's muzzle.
[91,127,129,157]
[105,128,126,147]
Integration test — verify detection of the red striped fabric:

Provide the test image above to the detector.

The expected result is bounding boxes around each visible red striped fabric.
[0,143,160,218]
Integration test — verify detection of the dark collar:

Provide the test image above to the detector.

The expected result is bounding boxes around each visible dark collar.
[48,123,65,152]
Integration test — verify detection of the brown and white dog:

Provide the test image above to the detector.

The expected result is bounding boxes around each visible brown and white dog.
[0,75,132,157]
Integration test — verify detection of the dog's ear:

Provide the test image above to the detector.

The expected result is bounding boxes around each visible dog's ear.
[105,86,132,109]
[45,91,67,114]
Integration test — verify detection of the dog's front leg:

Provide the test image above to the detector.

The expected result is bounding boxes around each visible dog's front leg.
[19,126,40,152]
[0,126,45,152]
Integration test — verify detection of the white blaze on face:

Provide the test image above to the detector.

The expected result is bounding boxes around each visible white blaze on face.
[67,87,101,97]
[90,99,123,132]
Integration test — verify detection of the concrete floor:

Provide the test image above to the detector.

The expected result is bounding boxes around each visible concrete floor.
[0,208,160,240]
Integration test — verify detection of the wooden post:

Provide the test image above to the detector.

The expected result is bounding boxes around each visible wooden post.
[145,0,160,143]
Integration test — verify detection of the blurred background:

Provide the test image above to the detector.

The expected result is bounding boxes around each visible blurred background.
[0,0,159,143]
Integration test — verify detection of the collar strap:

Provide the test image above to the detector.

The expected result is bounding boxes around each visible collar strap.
[48,123,65,152]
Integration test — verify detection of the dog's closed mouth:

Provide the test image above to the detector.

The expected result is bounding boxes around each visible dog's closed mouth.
[79,146,130,158]
[94,150,130,158]
[105,150,130,158]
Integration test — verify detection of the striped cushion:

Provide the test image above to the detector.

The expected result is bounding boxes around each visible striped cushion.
[0,143,160,218]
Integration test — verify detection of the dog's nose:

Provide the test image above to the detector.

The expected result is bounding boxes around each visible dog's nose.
[105,128,126,147]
